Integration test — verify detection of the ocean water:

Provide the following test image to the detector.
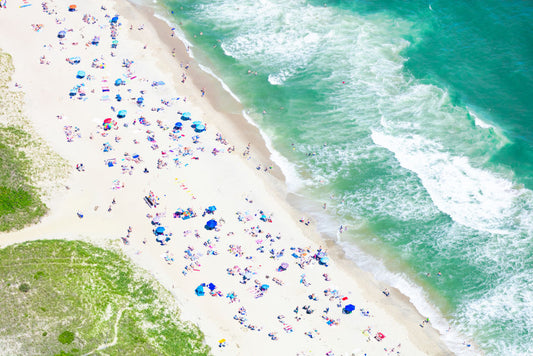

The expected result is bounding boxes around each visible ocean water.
[146,0,533,354]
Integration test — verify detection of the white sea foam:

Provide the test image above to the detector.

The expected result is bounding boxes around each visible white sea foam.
[371,130,527,234]
[467,107,495,129]
[458,270,533,355]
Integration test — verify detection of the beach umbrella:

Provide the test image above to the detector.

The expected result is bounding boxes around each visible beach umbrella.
[76,71,85,79]
[103,118,113,124]
[117,110,127,118]
[111,16,119,23]
[68,4,76,11]
[343,304,355,314]
[181,112,191,120]
[136,97,144,105]
[115,94,122,101]
[207,205,216,212]
[114,78,123,86]
[208,283,216,291]
[260,284,270,291]
[192,120,202,126]
[173,122,183,130]
[195,124,206,132]
[278,262,289,271]
[155,226,165,235]
[195,284,205,296]
[319,257,329,265]
[58,30,66,38]
[205,219,217,230]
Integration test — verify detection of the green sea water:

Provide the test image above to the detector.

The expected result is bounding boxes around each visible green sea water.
[144,0,533,354]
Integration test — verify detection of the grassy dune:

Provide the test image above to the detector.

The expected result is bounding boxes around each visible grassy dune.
[0,50,68,231]
[0,240,210,355]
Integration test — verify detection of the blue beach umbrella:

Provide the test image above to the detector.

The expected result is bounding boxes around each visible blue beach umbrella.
[137,97,144,105]
[207,205,216,212]
[192,120,201,126]
[117,110,127,118]
[58,30,66,38]
[181,112,191,120]
[155,226,165,235]
[114,78,123,86]
[76,70,85,78]
[195,124,206,132]
[111,16,119,23]
[205,219,217,230]
[343,304,355,314]
[173,122,183,130]
[195,284,205,296]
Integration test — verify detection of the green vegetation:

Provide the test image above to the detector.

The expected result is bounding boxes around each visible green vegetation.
[0,240,210,355]
[0,126,47,230]
[0,49,68,231]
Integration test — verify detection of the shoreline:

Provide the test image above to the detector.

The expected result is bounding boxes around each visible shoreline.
[0,0,465,354]
[133,2,470,353]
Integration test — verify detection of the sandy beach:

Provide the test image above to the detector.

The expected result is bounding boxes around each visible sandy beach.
[0,0,455,354]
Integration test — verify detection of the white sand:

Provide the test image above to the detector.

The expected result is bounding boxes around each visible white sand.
[0,0,454,355]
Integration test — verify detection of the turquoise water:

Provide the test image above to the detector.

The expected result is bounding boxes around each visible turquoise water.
[150,0,533,354]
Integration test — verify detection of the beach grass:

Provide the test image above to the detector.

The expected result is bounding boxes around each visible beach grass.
[0,239,210,355]
[0,50,68,231]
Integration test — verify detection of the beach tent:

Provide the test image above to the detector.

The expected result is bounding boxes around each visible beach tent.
[117,110,127,118]
[111,16,119,23]
[155,226,165,235]
[278,262,289,272]
[76,70,85,79]
[68,4,76,11]
[343,304,355,314]
[195,124,206,133]
[114,78,123,86]
[205,219,217,230]
[195,284,205,296]
[58,30,66,38]
[181,112,191,120]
